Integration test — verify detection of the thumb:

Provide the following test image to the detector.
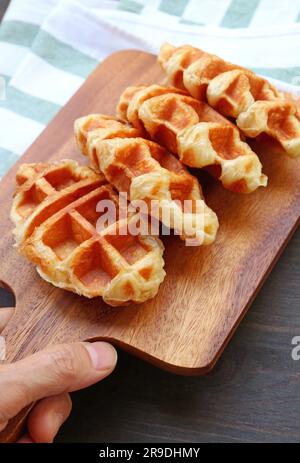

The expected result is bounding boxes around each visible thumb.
[0,341,117,425]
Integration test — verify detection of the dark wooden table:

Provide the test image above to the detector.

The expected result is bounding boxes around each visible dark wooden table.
[0,0,299,443]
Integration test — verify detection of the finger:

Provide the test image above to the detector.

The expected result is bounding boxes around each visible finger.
[17,434,34,443]
[0,308,14,332]
[0,420,8,432]
[27,393,72,443]
[0,341,117,425]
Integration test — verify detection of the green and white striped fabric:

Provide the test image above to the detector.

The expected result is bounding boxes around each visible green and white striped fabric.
[0,0,300,178]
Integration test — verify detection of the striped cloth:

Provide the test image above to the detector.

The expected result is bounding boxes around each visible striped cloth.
[0,0,300,179]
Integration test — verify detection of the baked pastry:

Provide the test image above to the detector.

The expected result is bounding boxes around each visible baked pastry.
[117,85,267,193]
[11,160,166,306]
[158,43,300,158]
[236,100,300,158]
[75,114,219,245]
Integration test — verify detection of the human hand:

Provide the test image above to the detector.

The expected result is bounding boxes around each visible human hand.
[0,308,117,443]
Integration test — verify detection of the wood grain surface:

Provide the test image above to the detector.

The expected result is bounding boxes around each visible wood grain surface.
[0,49,299,442]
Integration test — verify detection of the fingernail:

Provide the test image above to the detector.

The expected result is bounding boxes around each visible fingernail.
[84,342,117,370]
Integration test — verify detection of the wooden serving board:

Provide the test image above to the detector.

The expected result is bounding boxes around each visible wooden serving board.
[0,50,299,440]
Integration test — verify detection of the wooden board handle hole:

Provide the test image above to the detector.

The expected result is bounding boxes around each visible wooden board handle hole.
[0,281,16,347]
[0,281,16,308]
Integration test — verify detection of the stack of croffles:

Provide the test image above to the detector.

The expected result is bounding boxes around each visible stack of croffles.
[11,43,300,307]
[11,160,166,306]
[158,43,300,158]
